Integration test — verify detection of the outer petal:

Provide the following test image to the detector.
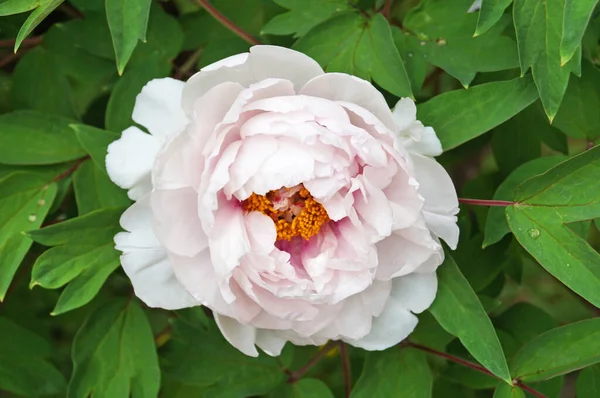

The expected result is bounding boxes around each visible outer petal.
[255,330,288,356]
[114,196,198,309]
[132,78,188,140]
[411,153,460,249]
[215,314,259,357]
[347,273,437,350]
[182,45,324,114]
[106,126,160,200]
[393,98,442,157]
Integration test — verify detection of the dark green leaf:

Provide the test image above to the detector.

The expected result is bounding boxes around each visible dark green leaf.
[294,12,413,98]
[350,348,432,398]
[417,77,538,150]
[577,364,600,398]
[0,111,85,165]
[512,318,600,381]
[271,378,335,398]
[73,160,130,215]
[0,317,66,396]
[561,0,599,65]
[29,208,124,314]
[262,0,349,38]
[72,124,119,171]
[105,0,152,74]
[392,27,428,91]
[495,302,557,344]
[484,156,566,247]
[429,252,511,382]
[475,0,513,36]
[493,383,525,398]
[68,299,160,398]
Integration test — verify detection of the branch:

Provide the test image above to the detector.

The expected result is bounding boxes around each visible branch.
[458,198,514,207]
[405,342,548,398]
[338,342,352,397]
[52,156,89,183]
[0,36,42,48]
[382,0,393,19]
[194,0,260,45]
[288,341,338,383]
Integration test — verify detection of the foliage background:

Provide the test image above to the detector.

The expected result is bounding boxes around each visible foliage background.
[0,0,599,397]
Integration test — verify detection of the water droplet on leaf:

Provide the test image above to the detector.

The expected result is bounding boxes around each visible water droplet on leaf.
[528,229,540,239]
[28,214,37,222]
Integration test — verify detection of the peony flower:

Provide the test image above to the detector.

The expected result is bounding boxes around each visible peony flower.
[106,46,459,356]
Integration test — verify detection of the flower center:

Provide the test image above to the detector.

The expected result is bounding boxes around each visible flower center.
[242,185,330,241]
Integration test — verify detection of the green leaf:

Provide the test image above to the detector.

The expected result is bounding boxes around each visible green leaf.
[0,169,58,300]
[404,0,519,87]
[14,0,63,51]
[417,76,538,150]
[493,383,525,398]
[350,348,432,398]
[261,0,350,38]
[73,160,130,215]
[270,379,335,398]
[105,0,152,74]
[0,0,40,16]
[428,252,511,383]
[0,317,66,396]
[392,27,428,91]
[72,124,119,171]
[507,146,600,307]
[68,298,160,398]
[11,46,77,118]
[561,0,599,65]
[0,111,85,165]
[475,0,514,36]
[484,156,566,247]
[554,61,600,139]
[513,0,579,120]
[495,302,557,344]
[294,12,413,98]
[577,364,600,398]
[162,309,293,397]
[29,208,124,314]
[512,318,600,381]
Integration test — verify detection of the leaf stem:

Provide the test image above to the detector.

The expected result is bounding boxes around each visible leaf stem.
[0,36,42,48]
[382,0,393,19]
[458,198,514,207]
[338,342,352,397]
[194,0,261,46]
[288,341,338,383]
[52,156,89,182]
[405,342,548,398]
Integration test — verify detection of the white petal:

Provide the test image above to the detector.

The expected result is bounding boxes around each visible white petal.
[132,78,188,140]
[390,272,437,314]
[215,314,259,357]
[106,126,161,200]
[300,73,396,131]
[391,98,417,131]
[114,197,198,309]
[255,330,288,356]
[411,153,459,249]
[182,45,323,114]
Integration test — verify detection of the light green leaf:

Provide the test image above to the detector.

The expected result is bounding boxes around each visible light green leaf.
[163,308,293,397]
[554,61,600,139]
[417,76,538,150]
[561,0,599,65]
[73,160,130,215]
[484,156,566,247]
[493,383,525,398]
[428,252,511,383]
[577,364,600,398]
[392,27,428,91]
[404,0,519,86]
[105,0,152,74]
[0,111,85,165]
[0,0,40,16]
[14,0,63,51]
[350,348,432,398]
[0,317,66,396]
[294,12,413,98]
[72,124,119,172]
[29,208,124,314]
[0,170,58,300]
[512,318,600,381]
[507,146,600,307]
[261,0,349,37]
[68,299,160,398]
[475,0,514,36]
[513,0,579,120]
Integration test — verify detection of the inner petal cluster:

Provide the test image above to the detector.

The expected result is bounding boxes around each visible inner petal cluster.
[242,185,330,241]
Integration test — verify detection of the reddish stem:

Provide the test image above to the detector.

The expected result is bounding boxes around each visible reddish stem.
[194,0,260,46]
[382,0,393,19]
[338,342,352,397]
[52,157,89,182]
[516,381,548,398]
[458,198,514,207]
[0,36,42,48]
[288,341,338,383]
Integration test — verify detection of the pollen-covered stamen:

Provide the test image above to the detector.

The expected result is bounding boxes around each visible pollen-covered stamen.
[243,185,330,241]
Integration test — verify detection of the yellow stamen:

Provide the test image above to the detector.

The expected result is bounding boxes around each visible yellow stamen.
[243,185,330,241]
